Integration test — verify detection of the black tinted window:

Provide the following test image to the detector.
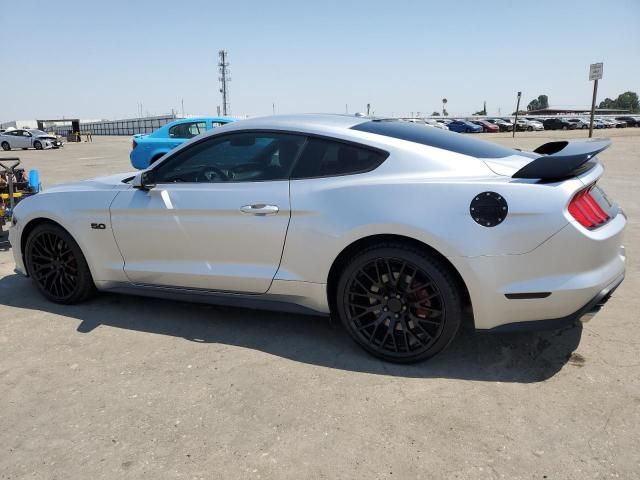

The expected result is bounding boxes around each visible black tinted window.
[169,121,207,139]
[352,120,518,158]
[291,138,387,179]
[153,132,305,183]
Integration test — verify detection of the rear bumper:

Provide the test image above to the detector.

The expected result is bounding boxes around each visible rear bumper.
[484,272,624,333]
[455,213,626,330]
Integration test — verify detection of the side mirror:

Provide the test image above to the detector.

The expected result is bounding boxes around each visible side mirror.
[132,170,156,190]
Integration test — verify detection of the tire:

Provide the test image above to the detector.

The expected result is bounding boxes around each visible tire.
[527,126,533,131]
[33,140,42,150]
[24,223,96,304]
[335,243,463,363]
[582,125,588,129]
[562,125,568,130]
[1,142,10,151]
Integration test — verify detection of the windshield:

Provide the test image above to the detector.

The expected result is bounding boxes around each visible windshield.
[27,129,48,136]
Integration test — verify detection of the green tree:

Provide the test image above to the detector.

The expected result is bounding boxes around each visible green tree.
[431,111,440,116]
[527,94,549,111]
[599,91,639,112]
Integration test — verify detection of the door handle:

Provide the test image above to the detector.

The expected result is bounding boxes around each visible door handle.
[240,204,279,215]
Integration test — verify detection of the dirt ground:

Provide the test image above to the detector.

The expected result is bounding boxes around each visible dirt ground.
[1,128,638,479]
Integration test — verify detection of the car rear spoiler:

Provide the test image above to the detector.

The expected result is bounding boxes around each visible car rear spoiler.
[512,139,611,180]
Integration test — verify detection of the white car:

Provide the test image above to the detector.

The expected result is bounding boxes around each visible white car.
[597,118,615,128]
[9,114,626,362]
[403,118,449,131]
[0,129,63,151]
[566,118,591,129]
[515,119,544,131]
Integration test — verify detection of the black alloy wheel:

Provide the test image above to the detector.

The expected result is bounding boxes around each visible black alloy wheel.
[1,142,10,151]
[25,223,96,304]
[337,244,462,363]
[33,140,43,150]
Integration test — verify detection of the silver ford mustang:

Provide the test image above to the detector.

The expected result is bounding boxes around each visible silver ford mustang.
[8,114,626,362]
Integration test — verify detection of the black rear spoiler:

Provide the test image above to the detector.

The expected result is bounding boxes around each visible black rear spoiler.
[512,138,611,179]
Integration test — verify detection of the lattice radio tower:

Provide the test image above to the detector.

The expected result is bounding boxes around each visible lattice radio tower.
[218,50,231,115]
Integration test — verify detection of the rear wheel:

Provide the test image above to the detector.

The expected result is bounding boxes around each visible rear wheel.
[1,142,10,151]
[24,223,96,304]
[336,243,463,363]
[527,126,533,131]
[34,140,43,150]
[562,125,568,130]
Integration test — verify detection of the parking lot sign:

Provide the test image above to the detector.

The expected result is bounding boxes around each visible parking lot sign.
[589,62,603,81]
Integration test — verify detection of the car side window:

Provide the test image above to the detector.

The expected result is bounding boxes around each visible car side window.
[152,132,306,184]
[290,137,387,179]
[169,122,207,139]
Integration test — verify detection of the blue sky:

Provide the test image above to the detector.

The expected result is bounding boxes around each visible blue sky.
[1,0,639,120]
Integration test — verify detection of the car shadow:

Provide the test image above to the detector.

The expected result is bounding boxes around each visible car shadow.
[0,273,582,383]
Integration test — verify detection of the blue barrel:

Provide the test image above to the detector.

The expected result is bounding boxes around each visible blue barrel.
[29,170,40,192]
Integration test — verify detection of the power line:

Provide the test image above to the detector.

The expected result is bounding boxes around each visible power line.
[218,50,231,115]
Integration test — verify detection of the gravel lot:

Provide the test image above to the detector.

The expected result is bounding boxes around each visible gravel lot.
[1,128,638,479]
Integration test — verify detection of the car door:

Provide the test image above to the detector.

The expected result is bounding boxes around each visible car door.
[8,130,27,148]
[110,131,306,294]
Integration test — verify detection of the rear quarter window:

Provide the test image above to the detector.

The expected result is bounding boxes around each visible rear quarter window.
[351,120,517,158]
[291,137,387,179]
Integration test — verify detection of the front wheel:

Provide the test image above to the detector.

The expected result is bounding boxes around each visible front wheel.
[25,223,96,304]
[33,140,43,150]
[562,125,568,130]
[527,126,533,131]
[336,244,463,363]
[1,142,10,151]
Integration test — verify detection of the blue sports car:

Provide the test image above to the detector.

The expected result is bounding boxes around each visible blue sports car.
[130,117,234,169]
[446,120,483,134]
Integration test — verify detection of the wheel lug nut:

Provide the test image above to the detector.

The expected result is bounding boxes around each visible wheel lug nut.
[402,306,407,311]
[396,294,401,299]
[394,314,399,319]
[383,307,388,312]
[384,296,389,300]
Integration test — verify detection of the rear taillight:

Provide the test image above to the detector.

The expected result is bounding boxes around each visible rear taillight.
[132,139,138,150]
[568,185,610,229]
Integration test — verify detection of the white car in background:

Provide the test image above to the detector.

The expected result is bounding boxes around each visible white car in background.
[515,119,544,131]
[403,118,449,130]
[566,118,590,130]
[0,129,63,151]
[9,114,625,363]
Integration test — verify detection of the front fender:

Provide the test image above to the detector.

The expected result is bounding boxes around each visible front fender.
[12,191,127,282]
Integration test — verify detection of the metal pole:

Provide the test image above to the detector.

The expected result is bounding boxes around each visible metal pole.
[589,79,598,138]
[513,91,521,138]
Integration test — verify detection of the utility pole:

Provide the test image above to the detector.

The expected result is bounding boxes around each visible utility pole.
[218,50,231,116]
[366,103,371,116]
[181,98,184,117]
[589,62,603,138]
[513,91,522,138]
[272,103,276,115]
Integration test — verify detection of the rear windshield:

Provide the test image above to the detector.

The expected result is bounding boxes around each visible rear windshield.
[351,120,518,158]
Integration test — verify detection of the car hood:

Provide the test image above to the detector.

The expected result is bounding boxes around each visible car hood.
[45,172,137,193]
